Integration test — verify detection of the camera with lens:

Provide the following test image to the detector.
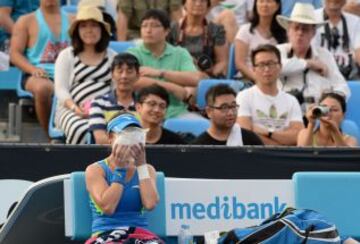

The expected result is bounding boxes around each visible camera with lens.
[197,54,213,71]
[339,63,353,80]
[312,105,330,118]
[288,89,304,105]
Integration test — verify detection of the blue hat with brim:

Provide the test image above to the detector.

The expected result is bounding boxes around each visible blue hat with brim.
[107,113,141,133]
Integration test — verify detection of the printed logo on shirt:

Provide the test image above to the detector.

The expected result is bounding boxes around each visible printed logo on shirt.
[256,104,288,130]
[40,41,68,64]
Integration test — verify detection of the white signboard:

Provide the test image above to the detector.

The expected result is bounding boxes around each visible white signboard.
[165,178,293,235]
[0,179,33,223]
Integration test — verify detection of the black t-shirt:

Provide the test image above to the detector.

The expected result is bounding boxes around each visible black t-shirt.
[192,128,263,145]
[148,128,187,145]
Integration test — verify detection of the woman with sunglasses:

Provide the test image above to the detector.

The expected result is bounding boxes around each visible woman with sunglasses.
[234,0,286,82]
[297,92,357,147]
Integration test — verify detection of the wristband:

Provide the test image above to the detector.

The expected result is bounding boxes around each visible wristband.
[111,167,127,185]
[137,164,150,180]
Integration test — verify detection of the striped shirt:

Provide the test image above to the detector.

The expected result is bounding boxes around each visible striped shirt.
[89,90,136,131]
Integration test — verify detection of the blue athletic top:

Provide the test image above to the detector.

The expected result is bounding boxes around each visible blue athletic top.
[90,159,147,234]
[25,8,70,79]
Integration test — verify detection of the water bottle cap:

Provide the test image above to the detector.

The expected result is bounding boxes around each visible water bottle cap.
[181,224,189,229]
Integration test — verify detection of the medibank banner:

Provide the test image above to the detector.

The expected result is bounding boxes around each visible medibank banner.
[165,178,294,235]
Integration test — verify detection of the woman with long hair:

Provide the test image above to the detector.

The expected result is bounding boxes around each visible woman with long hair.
[55,6,116,144]
[234,0,286,82]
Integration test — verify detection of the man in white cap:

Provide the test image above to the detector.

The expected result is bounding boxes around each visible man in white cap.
[313,0,360,80]
[276,2,350,113]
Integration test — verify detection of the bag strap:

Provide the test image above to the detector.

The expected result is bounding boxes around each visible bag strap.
[223,230,240,243]
[239,221,286,243]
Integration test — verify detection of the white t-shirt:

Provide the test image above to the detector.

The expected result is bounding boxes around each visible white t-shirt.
[235,23,278,75]
[313,9,360,78]
[236,85,303,131]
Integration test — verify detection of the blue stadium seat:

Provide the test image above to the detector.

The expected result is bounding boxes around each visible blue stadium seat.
[293,172,360,239]
[61,5,77,14]
[226,43,236,79]
[341,119,360,143]
[163,118,210,136]
[48,96,65,142]
[345,81,360,128]
[64,171,167,241]
[109,41,135,53]
[196,79,244,110]
[0,67,22,90]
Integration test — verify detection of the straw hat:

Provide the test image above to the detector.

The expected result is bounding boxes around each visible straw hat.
[78,0,105,9]
[276,3,327,30]
[68,6,111,37]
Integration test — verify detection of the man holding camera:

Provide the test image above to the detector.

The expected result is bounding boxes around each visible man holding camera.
[276,3,350,113]
[236,44,304,146]
[312,0,360,80]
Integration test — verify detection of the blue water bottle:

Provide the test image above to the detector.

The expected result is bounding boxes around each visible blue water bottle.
[178,224,193,244]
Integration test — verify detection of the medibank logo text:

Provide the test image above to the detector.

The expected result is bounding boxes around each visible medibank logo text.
[170,196,286,220]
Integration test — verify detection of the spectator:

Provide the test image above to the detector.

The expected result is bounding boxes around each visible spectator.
[207,0,238,42]
[208,0,254,27]
[117,0,183,41]
[0,0,39,53]
[281,0,322,17]
[55,7,115,144]
[235,0,286,82]
[297,91,357,147]
[313,0,360,80]
[192,84,263,145]
[136,84,186,145]
[10,0,70,135]
[85,113,161,243]
[89,53,139,145]
[276,3,350,113]
[78,0,117,40]
[127,9,204,119]
[168,0,228,78]
[343,0,360,16]
[236,44,304,145]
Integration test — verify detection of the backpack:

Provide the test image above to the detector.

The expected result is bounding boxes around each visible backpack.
[218,207,341,244]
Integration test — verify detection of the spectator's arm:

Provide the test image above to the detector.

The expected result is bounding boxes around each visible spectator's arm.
[93,130,109,145]
[54,48,72,105]
[297,123,316,146]
[324,49,351,99]
[235,39,257,81]
[268,121,304,145]
[134,76,187,101]
[343,1,360,16]
[116,8,128,41]
[211,27,228,76]
[161,69,204,87]
[236,116,252,130]
[9,15,37,74]
[0,7,14,34]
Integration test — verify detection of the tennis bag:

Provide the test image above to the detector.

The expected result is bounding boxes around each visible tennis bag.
[218,207,341,244]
